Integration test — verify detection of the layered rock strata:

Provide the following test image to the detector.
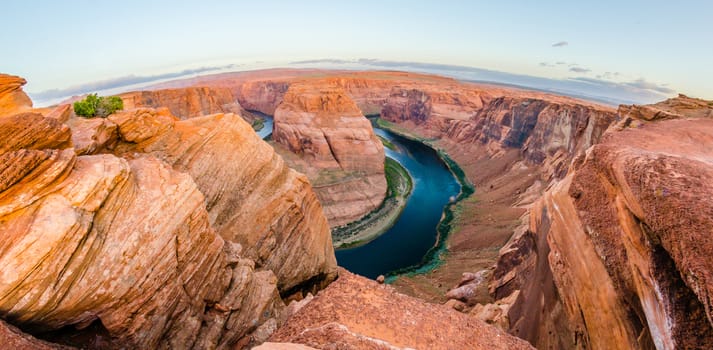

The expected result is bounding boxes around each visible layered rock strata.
[108,109,338,293]
[119,87,244,119]
[0,76,337,348]
[489,96,713,349]
[118,86,270,129]
[272,83,386,227]
[0,74,33,117]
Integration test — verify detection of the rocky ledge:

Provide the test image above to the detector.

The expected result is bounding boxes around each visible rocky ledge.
[270,269,534,350]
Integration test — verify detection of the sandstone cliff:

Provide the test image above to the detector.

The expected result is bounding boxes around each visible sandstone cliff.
[0,77,337,348]
[272,83,387,227]
[489,96,713,349]
[383,90,616,177]
[235,80,290,115]
[119,86,245,120]
[108,109,337,293]
[0,74,33,117]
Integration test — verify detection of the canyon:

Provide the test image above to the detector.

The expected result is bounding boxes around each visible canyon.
[0,73,534,349]
[179,69,712,349]
[2,67,712,349]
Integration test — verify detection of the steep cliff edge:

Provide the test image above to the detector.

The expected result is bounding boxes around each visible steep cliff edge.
[0,76,337,348]
[235,80,290,115]
[272,83,387,228]
[383,90,616,175]
[119,86,265,126]
[378,86,617,307]
[489,96,713,349]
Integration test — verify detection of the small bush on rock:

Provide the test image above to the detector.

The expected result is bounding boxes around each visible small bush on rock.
[73,93,123,118]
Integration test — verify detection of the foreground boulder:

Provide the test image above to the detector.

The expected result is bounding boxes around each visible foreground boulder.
[489,95,713,349]
[270,269,534,350]
[0,320,69,350]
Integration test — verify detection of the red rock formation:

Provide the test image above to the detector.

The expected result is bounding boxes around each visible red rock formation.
[109,109,338,293]
[235,80,290,115]
[384,92,616,179]
[0,74,33,117]
[490,96,713,349]
[618,93,713,120]
[273,83,386,227]
[0,320,71,350]
[119,86,243,119]
[0,76,337,348]
[270,269,534,349]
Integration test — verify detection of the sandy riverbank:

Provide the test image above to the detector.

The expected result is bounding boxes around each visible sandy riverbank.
[332,157,413,249]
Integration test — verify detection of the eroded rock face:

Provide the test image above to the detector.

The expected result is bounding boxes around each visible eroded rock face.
[617,94,713,121]
[0,74,33,117]
[384,93,616,179]
[0,113,288,348]
[109,109,338,293]
[273,83,386,227]
[490,96,713,349]
[120,86,244,120]
[235,80,290,115]
[270,269,534,350]
[0,76,337,349]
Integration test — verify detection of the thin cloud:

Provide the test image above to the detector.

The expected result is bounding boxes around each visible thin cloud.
[569,77,675,96]
[290,58,354,65]
[599,71,621,80]
[624,78,675,94]
[552,41,569,47]
[291,58,675,104]
[30,64,238,100]
[569,67,591,73]
[539,62,555,68]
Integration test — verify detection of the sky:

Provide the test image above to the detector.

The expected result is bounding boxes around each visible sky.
[2,0,711,105]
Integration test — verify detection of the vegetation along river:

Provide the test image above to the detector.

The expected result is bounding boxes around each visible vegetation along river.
[335,126,461,278]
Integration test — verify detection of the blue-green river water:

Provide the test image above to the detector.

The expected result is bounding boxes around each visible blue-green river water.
[260,116,460,278]
[335,127,461,278]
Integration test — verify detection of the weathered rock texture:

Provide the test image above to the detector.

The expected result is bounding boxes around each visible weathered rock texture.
[235,80,290,115]
[270,269,534,350]
[0,76,337,349]
[119,86,244,119]
[108,109,338,293]
[273,83,386,227]
[101,69,713,349]
[0,74,33,117]
[0,320,71,350]
[489,96,713,349]
[384,92,616,178]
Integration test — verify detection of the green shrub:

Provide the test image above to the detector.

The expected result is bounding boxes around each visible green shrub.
[73,93,123,118]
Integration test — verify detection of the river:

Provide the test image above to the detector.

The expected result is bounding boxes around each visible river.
[257,115,461,279]
[335,127,461,278]
[256,113,274,139]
